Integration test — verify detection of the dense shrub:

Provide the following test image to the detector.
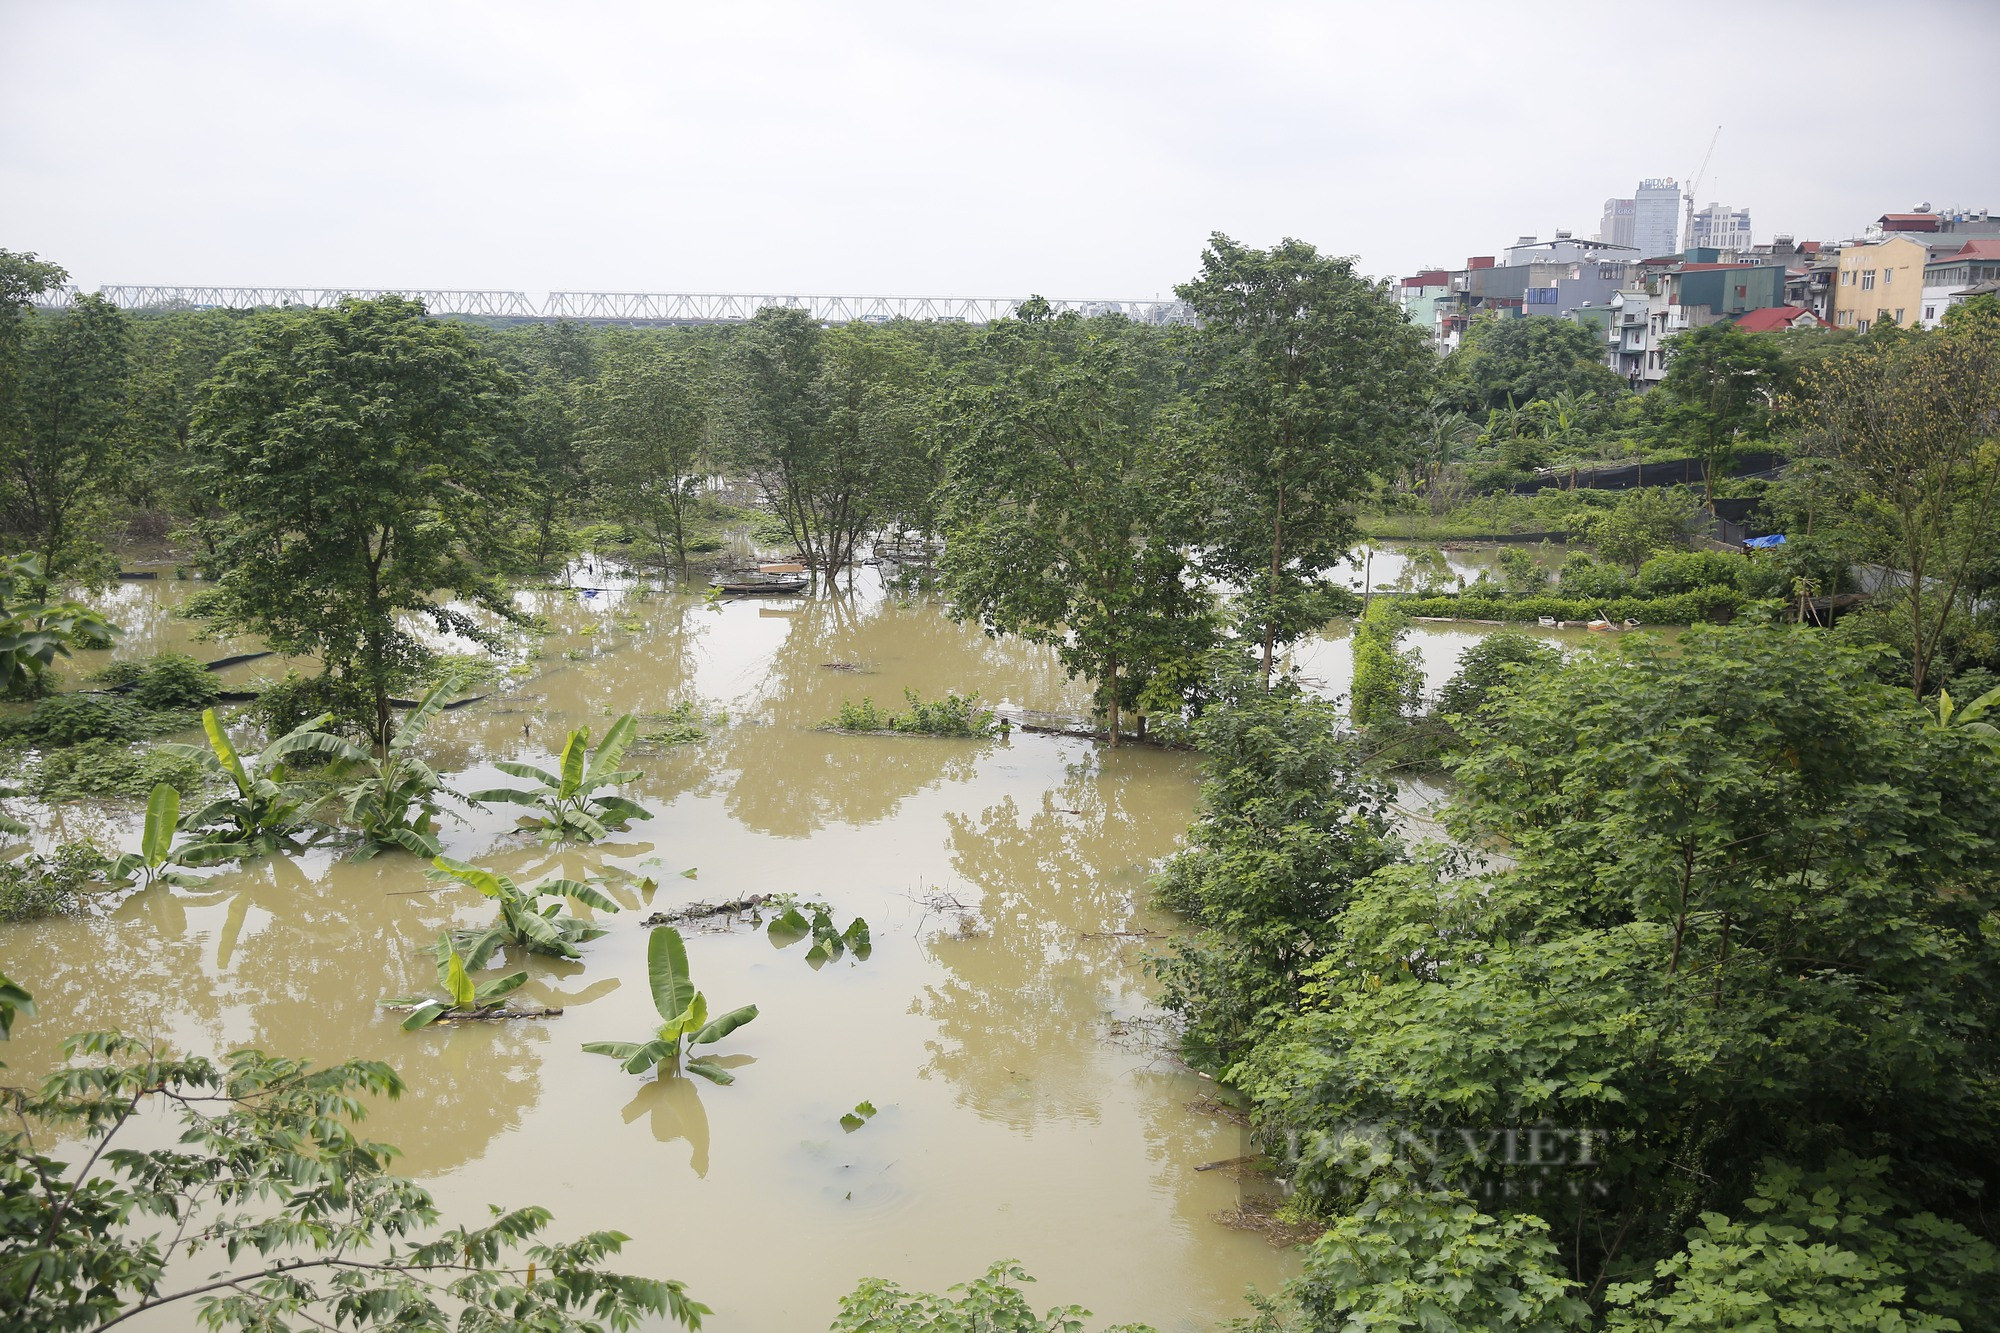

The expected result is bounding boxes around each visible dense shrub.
[133,652,222,711]
[1350,600,1423,728]
[1433,632,1563,720]
[1556,552,1631,599]
[18,693,145,745]
[1633,549,1745,596]
[828,690,1001,738]
[1396,584,1748,626]
[253,669,373,737]
[0,840,108,921]
[29,739,210,802]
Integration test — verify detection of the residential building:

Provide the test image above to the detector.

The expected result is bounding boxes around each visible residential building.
[1690,203,1753,252]
[1920,240,2000,327]
[1398,269,1454,342]
[1832,235,1931,331]
[1634,178,1682,258]
[1730,306,1825,333]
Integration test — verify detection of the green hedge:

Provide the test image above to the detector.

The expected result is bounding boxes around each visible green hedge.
[1391,584,1747,626]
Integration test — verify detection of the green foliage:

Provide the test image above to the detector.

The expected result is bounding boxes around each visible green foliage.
[1152,687,1400,1067]
[0,967,32,1038]
[381,933,531,1030]
[1574,487,1692,570]
[159,707,351,862]
[188,296,524,746]
[470,715,652,841]
[15,690,144,744]
[27,738,210,802]
[250,667,375,738]
[765,894,871,966]
[1232,625,2000,1314]
[1349,599,1423,730]
[0,1030,705,1329]
[1266,1181,1588,1332]
[1658,321,1782,499]
[582,925,758,1084]
[428,855,620,963]
[1631,550,1744,597]
[129,650,222,710]
[0,554,119,697]
[938,304,1210,737]
[827,689,1003,738]
[0,839,107,921]
[107,784,195,889]
[1390,585,1748,626]
[318,676,467,858]
[640,699,722,746]
[1556,551,1631,600]
[1448,316,1627,415]
[1,295,131,581]
[1603,1157,1999,1332]
[1432,631,1563,721]
[1496,545,1548,594]
[833,1260,1156,1333]
[1178,234,1436,681]
[840,1099,879,1133]
[580,338,714,570]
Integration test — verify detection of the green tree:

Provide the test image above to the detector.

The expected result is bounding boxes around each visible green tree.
[1786,313,2000,696]
[582,338,713,572]
[121,309,251,526]
[1178,234,1435,683]
[1575,487,1692,570]
[1234,626,2000,1318]
[189,297,522,747]
[1152,684,1399,1067]
[0,294,131,582]
[1659,322,1781,503]
[1449,316,1627,415]
[723,311,931,579]
[939,305,1210,742]
[0,1028,707,1331]
[1348,598,1423,729]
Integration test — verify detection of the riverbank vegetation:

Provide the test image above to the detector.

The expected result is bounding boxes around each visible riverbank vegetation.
[4,224,2000,1330]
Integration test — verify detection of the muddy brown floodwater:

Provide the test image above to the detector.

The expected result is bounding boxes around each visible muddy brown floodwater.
[1,559,1601,1330]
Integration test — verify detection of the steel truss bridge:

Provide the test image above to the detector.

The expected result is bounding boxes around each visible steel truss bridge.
[43,285,1192,326]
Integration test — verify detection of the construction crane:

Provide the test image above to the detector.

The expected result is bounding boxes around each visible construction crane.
[1683,125,1722,252]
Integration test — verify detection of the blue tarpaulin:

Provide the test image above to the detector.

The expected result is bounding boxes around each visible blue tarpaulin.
[1743,534,1786,549]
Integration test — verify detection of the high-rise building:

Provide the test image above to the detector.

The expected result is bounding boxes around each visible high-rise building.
[1598,197,1638,249]
[1634,178,1682,258]
[1690,203,1753,252]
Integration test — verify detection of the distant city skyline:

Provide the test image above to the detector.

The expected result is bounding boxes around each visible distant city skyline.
[4,0,1995,293]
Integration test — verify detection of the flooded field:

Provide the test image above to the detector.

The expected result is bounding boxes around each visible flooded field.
[2,557,1588,1329]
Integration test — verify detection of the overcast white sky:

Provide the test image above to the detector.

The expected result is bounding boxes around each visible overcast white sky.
[5,0,1997,300]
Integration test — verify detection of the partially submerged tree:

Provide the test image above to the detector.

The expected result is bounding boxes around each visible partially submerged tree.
[939,305,1210,742]
[1178,234,1434,684]
[582,338,713,572]
[189,296,523,746]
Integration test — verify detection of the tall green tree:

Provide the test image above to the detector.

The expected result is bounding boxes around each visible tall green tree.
[939,305,1208,742]
[1177,234,1435,683]
[189,297,522,747]
[122,309,251,527]
[0,293,130,582]
[581,338,712,572]
[1659,321,1781,502]
[723,311,931,578]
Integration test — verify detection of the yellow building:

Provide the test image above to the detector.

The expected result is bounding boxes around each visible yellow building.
[1831,235,1930,331]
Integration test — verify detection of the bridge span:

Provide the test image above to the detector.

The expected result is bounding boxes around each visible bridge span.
[43,285,1193,326]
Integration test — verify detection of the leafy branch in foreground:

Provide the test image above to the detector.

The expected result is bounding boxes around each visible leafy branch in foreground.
[583,926,757,1084]
[380,934,535,1031]
[428,855,620,962]
[471,715,653,841]
[833,1259,1154,1333]
[0,1027,706,1331]
[0,553,120,698]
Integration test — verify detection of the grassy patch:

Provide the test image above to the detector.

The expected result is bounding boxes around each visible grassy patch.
[827,689,1003,738]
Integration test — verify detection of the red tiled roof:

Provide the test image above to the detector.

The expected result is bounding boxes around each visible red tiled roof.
[1732,306,1815,332]
[1879,213,1940,230]
[1944,240,2000,261]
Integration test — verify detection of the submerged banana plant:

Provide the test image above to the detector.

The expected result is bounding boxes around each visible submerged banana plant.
[428,855,620,963]
[583,926,757,1083]
[471,715,652,842]
[109,784,195,889]
[319,676,468,859]
[160,709,349,862]
[767,896,871,966]
[381,934,530,1031]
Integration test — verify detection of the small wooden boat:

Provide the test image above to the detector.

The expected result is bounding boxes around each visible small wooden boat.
[712,574,808,595]
[1586,618,1614,632]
